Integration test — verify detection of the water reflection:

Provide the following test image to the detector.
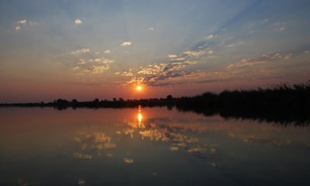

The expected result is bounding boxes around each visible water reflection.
[137,105,143,125]
[122,107,217,163]
[73,131,116,160]
[55,105,310,173]
[1,107,310,185]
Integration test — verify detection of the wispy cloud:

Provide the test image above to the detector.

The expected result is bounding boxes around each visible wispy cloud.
[274,22,286,32]
[75,19,83,25]
[121,59,198,86]
[77,59,86,65]
[184,50,205,57]
[73,56,114,75]
[116,40,218,86]
[16,19,27,24]
[123,158,134,164]
[205,34,214,39]
[104,50,111,54]
[86,65,110,74]
[61,47,115,76]
[171,57,186,62]
[16,19,37,25]
[91,58,114,64]
[28,21,38,25]
[168,54,177,58]
[15,19,37,30]
[208,50,214,54]
[121,42,132,46]
[70,48,90,55]
[226,42,243,48]
[72,66,80,71]
[121,69,134,77]
[227,52,292,69]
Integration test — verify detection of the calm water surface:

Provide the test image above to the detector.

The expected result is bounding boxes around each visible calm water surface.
[0,107,310,185]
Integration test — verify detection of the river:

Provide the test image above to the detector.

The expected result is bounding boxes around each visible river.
[0,107,310,185]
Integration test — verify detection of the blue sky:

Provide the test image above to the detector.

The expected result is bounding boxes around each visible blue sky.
[1,0,310,102]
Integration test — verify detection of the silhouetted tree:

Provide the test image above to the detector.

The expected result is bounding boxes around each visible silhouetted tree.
[166,95,173,100]
[71,99,78,104]
[93,98,99,103]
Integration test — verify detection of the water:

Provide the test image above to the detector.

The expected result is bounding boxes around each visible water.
[1,107,310,185]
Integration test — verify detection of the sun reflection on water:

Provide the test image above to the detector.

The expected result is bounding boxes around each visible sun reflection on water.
[71,106,219,169]
[124,106,214,160]
[137,106,143,125]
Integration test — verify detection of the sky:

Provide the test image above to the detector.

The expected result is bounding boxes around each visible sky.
[1,0,310,103]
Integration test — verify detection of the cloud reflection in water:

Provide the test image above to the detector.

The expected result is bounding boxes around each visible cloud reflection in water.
[122,107,216,162]
[70,107,218,167]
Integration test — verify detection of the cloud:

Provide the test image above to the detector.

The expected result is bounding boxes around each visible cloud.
[104,50,111,54]
[226,42,243,48]
[75,19,83,24]
[117,43,212,86]
[14,19,37,30]
[274,22,286,32]
[72,66,80,71]
[92,58,114,64]
[78,59,86,65]
[76,58,113,74]
[121,42,132,46]
[16,19,37,25]
[73,153,92,160]
[123,158,134,164]
[184,50,205,57]
[121,69,134,77]
[171,57,186,62]
[66,48,115,75]
[149,27,154,31]
[28,21,38,25]
[71,48,90,55]
[170,146,179,151]
[205,34,214,39]
[126,60,197,86]
[16,20,27,24]
[94,58,101,63]
[208,50,214,54]
[227,52,293,69]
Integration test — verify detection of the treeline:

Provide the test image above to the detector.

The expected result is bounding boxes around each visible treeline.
[1,81,310,125]
[176,81,310,125]
[0,97,176,110]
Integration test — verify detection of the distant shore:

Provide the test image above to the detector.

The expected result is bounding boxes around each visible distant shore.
[1,81,310,125]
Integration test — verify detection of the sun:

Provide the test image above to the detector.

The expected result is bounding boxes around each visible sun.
[136,85,143,91]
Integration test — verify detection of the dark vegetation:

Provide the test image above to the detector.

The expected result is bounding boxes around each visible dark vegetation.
[1,81,310,125]
[176,81,310,125]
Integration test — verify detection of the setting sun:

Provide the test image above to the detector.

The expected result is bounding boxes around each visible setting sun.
[136,86,143,91]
